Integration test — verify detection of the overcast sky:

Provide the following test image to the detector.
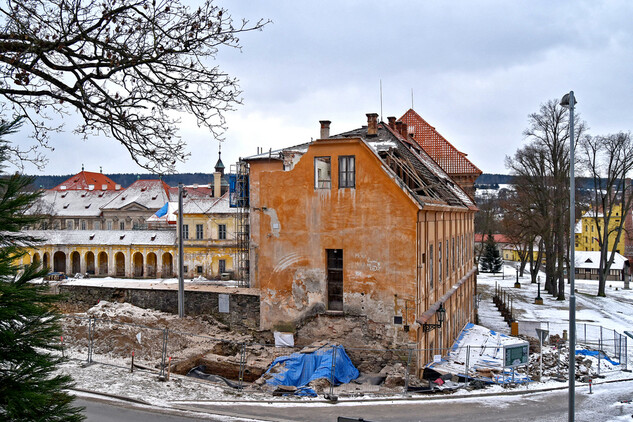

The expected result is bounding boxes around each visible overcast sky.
[11,0,633,176]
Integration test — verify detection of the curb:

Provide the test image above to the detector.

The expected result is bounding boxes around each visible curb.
[166,375,633,406]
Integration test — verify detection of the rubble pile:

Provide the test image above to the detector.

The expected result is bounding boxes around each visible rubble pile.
[526,339,619,381]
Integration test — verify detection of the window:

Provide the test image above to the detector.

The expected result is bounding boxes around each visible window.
[338,156,355,188]
[120,221,125,230]
[66,220,74,230]
[94,221,101,230]
[80,220,86,230]
[314,156,331,189]
[182,224,189,239]
[218,224,227,240]
[438,242,442,283]
[196,224,204,240]
[219,259,226,274]
[429,245,434,289]
[446,240,449,277]
[107,220,113,230]
[196,265,203,274]
[184,265,188,273]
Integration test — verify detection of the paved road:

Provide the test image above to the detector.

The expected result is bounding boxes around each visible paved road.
[75,398,252,422]
[172,382,633,422]
[76,380,633,422]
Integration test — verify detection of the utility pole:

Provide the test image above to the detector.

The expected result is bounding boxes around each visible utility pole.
[178,183,185,318]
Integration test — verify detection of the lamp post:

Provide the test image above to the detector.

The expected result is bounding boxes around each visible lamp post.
[560,91,577,422]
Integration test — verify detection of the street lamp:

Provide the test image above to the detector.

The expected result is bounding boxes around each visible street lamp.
[422,303,446,332]
[560,91,577,422]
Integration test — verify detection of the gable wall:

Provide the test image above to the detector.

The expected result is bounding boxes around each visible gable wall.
[249,139,420,335]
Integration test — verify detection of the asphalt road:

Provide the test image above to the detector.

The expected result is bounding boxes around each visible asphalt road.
[76,380,633,422]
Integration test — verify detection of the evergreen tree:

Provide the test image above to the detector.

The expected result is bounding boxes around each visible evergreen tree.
[479,233,503,273]
[0,119,84,421]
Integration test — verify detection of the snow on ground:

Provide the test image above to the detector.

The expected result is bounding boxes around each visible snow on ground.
[477,263,633,335]
[55,275,244,289]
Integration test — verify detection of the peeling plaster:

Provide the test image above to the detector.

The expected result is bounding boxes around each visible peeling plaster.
[263,208,281,238]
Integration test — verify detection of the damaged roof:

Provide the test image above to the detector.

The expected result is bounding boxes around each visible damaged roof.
[333,123,476,210]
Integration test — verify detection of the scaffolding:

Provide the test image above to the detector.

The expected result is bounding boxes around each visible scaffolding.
[231,161,250,287]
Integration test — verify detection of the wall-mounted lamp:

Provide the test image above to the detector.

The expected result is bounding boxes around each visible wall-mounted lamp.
[422,303,446,333]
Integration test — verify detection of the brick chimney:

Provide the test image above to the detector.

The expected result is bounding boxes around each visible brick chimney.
[395,121,403,135]
[319,120,331,139]
[400,122,408,138]
[387,116,396,130]
[366,113,379,137]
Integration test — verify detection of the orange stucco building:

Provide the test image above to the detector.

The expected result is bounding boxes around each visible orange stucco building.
[246,113,478,367]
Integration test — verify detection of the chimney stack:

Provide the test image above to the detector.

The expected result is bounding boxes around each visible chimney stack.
[400,122,408,138]
[319,120,331,140]
[387,116,396,130]
[395,121,403,136]
[366,113,379,136]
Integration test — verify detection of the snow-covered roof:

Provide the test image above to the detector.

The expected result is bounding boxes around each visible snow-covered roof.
[575,220,582,234]
[147,193,236,224]
[27,229,176,246]
[102,179,170,211]
[26,190,120,217]
[575,251,627,270]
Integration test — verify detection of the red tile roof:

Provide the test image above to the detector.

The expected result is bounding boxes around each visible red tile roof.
[51,171,118,191]
[399,109,482,177]
[475,233,511,244]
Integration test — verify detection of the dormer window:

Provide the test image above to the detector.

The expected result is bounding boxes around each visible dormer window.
[152,195,158,200]
[63,203,69,209]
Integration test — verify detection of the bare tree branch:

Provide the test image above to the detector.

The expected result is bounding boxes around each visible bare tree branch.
[0,0,269,172]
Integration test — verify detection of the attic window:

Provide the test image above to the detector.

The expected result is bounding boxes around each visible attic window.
[152,195,158,200]
[141,187,147,192]
[119,234,125,240]
[121,196,126,200]
[61,192,67,198]
[151,234,157,241]
[585,258,593,263]
[81,193,86,197]
[98,193,104,197]
[89,233,95,240]
[85,204,91,209]
[63,203,69,209]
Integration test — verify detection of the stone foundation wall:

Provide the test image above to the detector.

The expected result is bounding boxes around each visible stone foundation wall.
[59,285,260,332]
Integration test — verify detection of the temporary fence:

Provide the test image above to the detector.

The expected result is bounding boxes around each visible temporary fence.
[59,315,629,398]
[517,320,628,373]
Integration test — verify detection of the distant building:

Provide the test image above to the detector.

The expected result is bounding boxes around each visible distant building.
[21,156,235,279]
[575,205,625,254]
[574,251,627,281]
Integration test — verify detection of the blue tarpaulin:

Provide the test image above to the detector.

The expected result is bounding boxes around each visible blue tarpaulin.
[576,349,620,366]
[264,345,359,397]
